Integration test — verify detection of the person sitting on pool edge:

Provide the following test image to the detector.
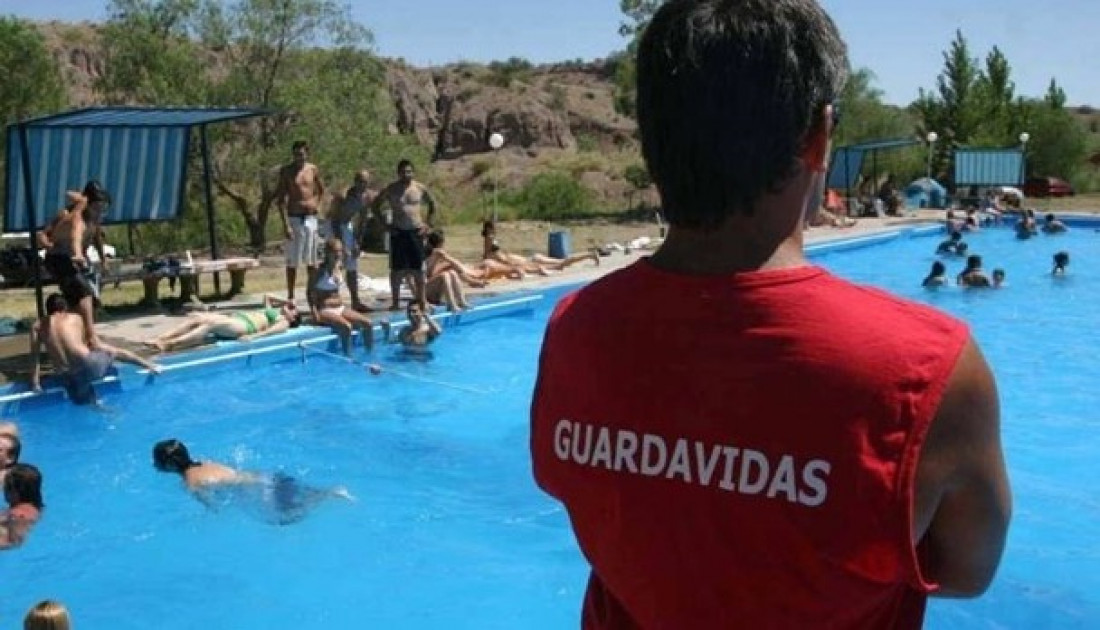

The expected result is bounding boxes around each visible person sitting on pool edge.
[957,254,993,288]
[32,294,162,404]
[1042,213,1068,234]
[311,238,377,355]
[145,294,302,353]
[922,261,949,288]
[0,463,44,550]
[1052,251,1070,276]
[152,439,353,525]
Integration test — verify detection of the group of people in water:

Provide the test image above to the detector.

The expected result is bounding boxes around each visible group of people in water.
[923,207,1072,289]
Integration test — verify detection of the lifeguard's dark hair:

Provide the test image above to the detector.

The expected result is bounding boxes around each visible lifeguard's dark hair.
[636,0,848,228]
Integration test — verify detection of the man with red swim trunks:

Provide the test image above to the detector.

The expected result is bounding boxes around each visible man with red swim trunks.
[530,1,1012,628]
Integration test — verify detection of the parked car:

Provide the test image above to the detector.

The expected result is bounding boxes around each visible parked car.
[1024,176,1075,198]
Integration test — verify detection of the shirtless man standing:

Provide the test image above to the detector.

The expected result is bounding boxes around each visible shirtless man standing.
[371,159,437,311]
[275,141,326,308]
[30,293,161,405]
[38,181,111,348]
[328,170,376,311]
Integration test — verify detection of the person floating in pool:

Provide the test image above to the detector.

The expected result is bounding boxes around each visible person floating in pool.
[145,294,302,353]
[935,231,964,255]
[396,301,442,351]
[1052,251,1070,276]
[0,463,44,550]
[992,268,1007,288]
[152,439,354,526]
[1042,213,1068,234]
[922,261,949,288]
[957,255,993,288]
[31,293,162,405]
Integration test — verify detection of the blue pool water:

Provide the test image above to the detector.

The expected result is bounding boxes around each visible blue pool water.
[2,222,1098,628]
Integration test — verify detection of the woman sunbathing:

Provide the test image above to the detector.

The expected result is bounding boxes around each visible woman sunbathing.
[312,238,377,355]
[481,221,598,273]
[425,231,523,288]
[146,295,301,352]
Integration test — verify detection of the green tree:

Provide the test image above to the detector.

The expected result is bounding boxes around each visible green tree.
[622,163,651,209]
[618,0,665,39]
[1018,95,1086,181]
[0,17,66,125]
[835,68,915,146]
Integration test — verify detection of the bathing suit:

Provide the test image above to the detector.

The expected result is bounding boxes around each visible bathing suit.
[44,252,96,306]
[63,349,116,405]
[315,271,341,292]
[263,308,280,326]
[232,312,258,335]
[389,228,426,272]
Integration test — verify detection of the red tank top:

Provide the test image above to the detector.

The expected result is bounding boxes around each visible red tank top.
[531,260,969,629]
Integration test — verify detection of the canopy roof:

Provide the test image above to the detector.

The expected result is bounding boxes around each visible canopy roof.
[4,107,267,233]
[954,149,1025,187]
[827,138,920,191]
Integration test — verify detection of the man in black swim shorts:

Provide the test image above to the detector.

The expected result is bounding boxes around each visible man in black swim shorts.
[371,160,438,311]
[38,180,112,348]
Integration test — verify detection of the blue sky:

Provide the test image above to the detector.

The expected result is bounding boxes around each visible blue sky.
[3,0,1098,106]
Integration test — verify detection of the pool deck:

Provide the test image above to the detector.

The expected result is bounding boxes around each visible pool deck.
[91,213,940,347]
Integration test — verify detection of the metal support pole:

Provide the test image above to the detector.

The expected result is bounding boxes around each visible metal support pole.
[18,125,45,319]
[199,125,221,296]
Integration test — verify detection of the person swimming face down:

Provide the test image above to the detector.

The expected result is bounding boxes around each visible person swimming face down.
[1053,251,1070,275]
[152,439,198,474]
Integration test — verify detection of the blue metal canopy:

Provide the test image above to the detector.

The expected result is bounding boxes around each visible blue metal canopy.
[954,149,1024,186]
[827,138,920,191]
[4,107,267,233]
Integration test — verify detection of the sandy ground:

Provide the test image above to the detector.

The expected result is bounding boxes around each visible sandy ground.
[0,208,1054,386]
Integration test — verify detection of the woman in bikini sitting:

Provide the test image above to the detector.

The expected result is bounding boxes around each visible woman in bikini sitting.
[146,295,301,352]
[481,221,598,274]
[313,238,377,355]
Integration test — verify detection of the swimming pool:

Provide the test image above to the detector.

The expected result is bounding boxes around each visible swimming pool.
[2,220,1098,628]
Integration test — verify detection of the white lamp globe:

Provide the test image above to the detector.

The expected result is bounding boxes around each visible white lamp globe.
[1019,132,1030,144]
[489,133,505,150]
[926,131,938,143]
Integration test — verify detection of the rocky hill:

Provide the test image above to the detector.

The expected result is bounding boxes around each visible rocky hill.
[34,21,653,216]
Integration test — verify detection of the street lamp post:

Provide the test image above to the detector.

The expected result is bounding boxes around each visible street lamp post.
[1018,131,1030,184]
[489,132,505,222]
[925,131,938,181]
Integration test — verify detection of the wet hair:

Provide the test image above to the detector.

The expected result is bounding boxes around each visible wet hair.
[23,600,71,630]
[930,261,946,276]
[0,431,21,464]
[636,0,848,228]
[291,140,309,152]
[950,231,962,241]
[4,463,43,509]
[966,254,983,270]
[956,242,969,254]
[152,439,197,473]
[992,268,1006,279]
[397,159,414,174]
[1054,251,1070,267]
[1045,213,1056,222]
[45,293,67,315]
[82,179,111,206]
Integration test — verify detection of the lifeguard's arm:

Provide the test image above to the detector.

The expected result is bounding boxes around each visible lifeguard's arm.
[29,324,43,391]
[914,339,1011,597]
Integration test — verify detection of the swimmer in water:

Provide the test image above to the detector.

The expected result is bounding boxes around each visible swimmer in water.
[152,439,353,525]
[397,302,441,349]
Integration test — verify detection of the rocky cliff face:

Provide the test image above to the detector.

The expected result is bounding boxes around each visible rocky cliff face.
[33,22,648,209]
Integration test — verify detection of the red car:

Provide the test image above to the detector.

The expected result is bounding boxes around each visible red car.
[1024,176,1075,198]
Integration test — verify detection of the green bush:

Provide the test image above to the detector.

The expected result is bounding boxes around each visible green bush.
[508,172,592,220]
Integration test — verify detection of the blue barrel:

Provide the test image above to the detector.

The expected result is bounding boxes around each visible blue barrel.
[548,230,571,259]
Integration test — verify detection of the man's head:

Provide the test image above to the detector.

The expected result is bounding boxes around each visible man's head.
[291,141,309,164]
[1054,251,1070,268]
[0,432,20,469]
[45,293,67,316]
[282,302,303,328]
[397,159,414,183]
[992,269,1006,284]
[930,261,946,277]
[406,301,424,323]
[353,170,370,191]
[82,179,111,221]
[950,231,962,242]
[153,439,195,473]
[1045,213,1056,223]
[4,463,43,509]
[426,230,445,250]
[966,254,983,271]
[636,0,848,229]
